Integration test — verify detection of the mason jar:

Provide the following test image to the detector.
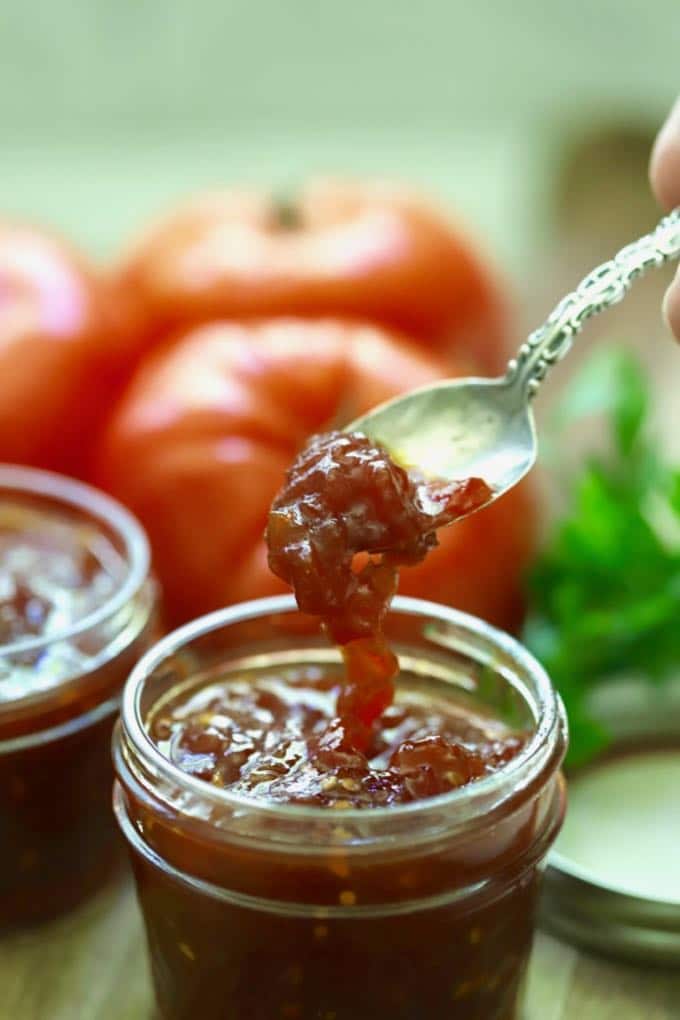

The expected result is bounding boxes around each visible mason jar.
[114,594,567,1020]
[0,465,155,927]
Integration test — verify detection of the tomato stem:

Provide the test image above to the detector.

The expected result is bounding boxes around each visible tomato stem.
[272,196,302,230]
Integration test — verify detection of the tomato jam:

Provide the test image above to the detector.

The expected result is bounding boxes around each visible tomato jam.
[0,501,124,686]
[151,667,523,807]
[267,431,492,647]
[0,466,154,927]
[266,430,491,750]
[114,599,567,1020]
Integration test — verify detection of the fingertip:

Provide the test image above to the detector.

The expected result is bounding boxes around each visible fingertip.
[650,97,680,210]
[662,265,680,342]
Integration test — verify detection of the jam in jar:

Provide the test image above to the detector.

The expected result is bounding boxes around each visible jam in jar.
[0,465,154,927]
[114,596,566,1020]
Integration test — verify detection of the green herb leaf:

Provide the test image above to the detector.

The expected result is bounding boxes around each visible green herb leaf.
[523,348,680,767]
[669,470,680,519]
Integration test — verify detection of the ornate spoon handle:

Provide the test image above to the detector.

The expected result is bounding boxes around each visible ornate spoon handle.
[507,208,680,398]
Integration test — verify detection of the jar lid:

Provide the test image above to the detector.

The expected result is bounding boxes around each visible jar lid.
[541,744,680,965]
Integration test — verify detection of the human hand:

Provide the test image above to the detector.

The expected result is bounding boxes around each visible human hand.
[650,98,680,339]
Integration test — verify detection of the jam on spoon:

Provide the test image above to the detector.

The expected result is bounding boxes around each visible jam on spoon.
[265,428,496,776]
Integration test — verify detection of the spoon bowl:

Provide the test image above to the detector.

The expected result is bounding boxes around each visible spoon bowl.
[349,208,680,500]
[350,376,536,501]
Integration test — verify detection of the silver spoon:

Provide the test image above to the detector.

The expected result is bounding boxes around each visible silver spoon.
[349,209,680,502]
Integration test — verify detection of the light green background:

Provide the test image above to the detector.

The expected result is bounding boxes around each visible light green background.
[1,0,678,265]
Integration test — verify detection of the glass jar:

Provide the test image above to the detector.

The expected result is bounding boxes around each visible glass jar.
[0,465,155,927]
[114,595,567,1020]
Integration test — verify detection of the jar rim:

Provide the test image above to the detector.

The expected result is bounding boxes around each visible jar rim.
[0,463,150,658]
[121,594,566,823]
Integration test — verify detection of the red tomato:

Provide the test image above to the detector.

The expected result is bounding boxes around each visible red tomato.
[399,484,537,635]
[114,180,511,374]
[0,223,134,475]
[95,319,537,629]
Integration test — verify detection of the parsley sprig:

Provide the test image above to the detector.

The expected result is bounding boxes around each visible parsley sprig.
[522,348,680,767]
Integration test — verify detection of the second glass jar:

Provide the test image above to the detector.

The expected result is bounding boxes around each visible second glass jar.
[0,465,155,927]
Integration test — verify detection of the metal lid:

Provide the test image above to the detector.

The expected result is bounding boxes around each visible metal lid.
[540,733,680,966]
[542,853,680,966]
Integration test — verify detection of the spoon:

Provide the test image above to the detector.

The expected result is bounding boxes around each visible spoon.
[349,208,680,500]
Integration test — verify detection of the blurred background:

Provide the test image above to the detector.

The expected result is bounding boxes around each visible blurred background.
[0,1,675,247]
[1,7,680,1011]
[1,0,678,440]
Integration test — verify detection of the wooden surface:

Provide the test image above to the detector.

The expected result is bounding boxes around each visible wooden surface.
[1,874,678,1020]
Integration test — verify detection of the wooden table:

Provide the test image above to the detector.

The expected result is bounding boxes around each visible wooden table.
[1,876,678,1020]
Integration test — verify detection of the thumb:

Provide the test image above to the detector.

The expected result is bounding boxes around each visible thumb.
[650,97,680,210]
[662,263,680,342]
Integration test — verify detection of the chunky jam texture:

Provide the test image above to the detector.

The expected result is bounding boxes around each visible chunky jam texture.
[154,430,509,806]
[267,431,491,645]
[266,430,491,748]
[150,667,523,807]
[0,501,124,698]
[0,501,121,643]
